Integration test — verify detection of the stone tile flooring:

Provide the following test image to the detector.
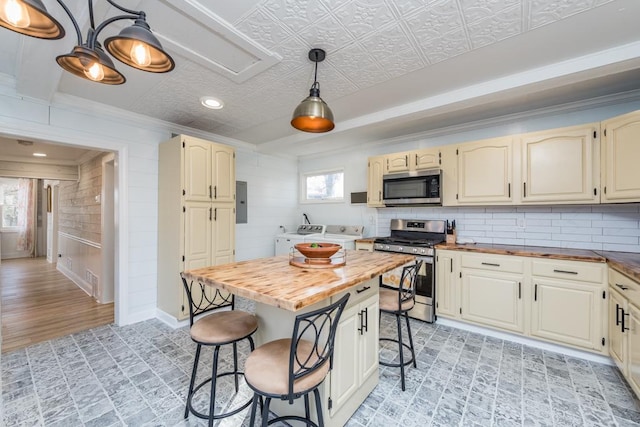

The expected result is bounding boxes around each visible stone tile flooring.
[3,310,640,426]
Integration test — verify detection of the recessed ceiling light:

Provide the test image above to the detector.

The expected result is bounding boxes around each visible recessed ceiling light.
[200,96,224,110]
[33,153,47,157]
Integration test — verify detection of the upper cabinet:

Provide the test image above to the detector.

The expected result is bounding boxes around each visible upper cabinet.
[520,123,600,204]
[453,137,515,205]
[601,110,640,203]
[184,136,235,203]
[367,156,385,207]
[385,147,440,174]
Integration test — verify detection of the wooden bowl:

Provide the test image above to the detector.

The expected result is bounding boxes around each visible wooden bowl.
[294,243,341,259]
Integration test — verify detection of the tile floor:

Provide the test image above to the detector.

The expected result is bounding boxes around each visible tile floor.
[3,305,640,426]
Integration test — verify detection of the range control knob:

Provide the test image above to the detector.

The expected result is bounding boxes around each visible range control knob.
[384,245,390,250]
[398,247,403,252]
[412,248,419,253]
[340,226,346,232]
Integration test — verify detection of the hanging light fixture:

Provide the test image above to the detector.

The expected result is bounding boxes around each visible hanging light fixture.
[0,0,174,85]
[291,48,335,133]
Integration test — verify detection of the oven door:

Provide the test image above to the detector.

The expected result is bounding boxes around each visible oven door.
[381,255,435,322]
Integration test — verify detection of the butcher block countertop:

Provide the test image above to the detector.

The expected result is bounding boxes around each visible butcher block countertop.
[183,250,414,312]
[436,243,640,282]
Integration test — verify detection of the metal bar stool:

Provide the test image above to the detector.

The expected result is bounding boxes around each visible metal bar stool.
[378,260,423,391]
[244,293,350,427]
[181,274,258,427]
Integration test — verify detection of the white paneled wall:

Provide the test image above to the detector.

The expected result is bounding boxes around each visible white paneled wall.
[376,204,640,252]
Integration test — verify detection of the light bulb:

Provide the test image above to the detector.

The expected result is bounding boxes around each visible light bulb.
[0,0,30,28]
[130,42,151,67]
[84,61,105,82]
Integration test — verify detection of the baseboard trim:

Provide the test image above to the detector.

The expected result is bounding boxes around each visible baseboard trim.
[156,308,189,329]
[436,317,613,365]
[56,262,92,297]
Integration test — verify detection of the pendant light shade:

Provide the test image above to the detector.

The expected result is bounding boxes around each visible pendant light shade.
[0,0,64,39]
[56,45,126,85]
[104,17,174,73]
[291,48,335,133]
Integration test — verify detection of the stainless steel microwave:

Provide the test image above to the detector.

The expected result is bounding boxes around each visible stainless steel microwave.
[382,169,442,206]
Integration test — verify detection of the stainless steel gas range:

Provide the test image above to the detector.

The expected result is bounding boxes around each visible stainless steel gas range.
[374,219,446,323]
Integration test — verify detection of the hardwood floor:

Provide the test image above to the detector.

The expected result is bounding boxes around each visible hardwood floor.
[0,257,114,353]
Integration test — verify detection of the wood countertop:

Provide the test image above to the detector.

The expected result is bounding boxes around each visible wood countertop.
[435,243,606,262]
[600,251,640,282]
[183,250,414,312]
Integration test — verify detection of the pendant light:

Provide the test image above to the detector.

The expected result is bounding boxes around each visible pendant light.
[291,48,335,133]
[0,0,174,85]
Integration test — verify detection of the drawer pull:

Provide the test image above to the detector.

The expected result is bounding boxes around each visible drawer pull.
[481,262,500,267]
[553,269,578,275]
[356,286,371,294]
[616,283,629,291]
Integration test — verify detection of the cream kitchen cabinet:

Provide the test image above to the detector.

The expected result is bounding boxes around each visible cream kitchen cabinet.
[385,151,411,173]
[520,123,600,204]
[435,249,459,318]
[460,253,525,334]
[327,280,379,424]
[158,135,236,321]
[608,268,640,397]
[385,147,440,174]
[601,110,640,203]
[451,136,516,205]
[367,155,385,207]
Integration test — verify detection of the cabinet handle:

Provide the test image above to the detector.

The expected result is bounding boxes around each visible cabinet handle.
[524,182,527,198]
[358,308,368,335]
[481,262,500,267]
[405,155,408,166]
[378,190,381,202]
[450,259,453,273]
[415,155,418,166]
[209,207,212,221]
[553,269,578,275]
[356,286,371,294]
[616,283,629,291]
[518,282,521,299]
[534,284,538,301]
[214,186,217,199]
[363,307,368,333]
[214,208,217,221]
[616,303,621,326]
[209,185,212,199]
[508,183,511,198]
[622,310,630,333]
[358,310,363,335]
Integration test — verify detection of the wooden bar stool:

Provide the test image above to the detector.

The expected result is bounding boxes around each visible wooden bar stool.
[378,260,423,391]
[181,274,258,427]
[244,293,350,427]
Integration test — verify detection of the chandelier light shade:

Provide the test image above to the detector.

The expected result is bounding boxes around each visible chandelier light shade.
[291,48,335,133]
[0,0,174,85]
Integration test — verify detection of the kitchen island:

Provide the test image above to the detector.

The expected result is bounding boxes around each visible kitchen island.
[183,250,414,426]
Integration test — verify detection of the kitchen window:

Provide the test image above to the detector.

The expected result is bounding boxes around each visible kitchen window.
[301,169,344,203]
[0,178,20,231]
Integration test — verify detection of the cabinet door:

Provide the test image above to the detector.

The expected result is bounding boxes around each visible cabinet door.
[436,253,457,318]
[386,152,410,173]
[601,111,640,202]
[609,289,628,375]
[461,269,524,333]
[184,140,212,202]
[521,124,599,203]
[359,295,379,385]
[367,156,385,207]
[212,204,235,265]
[413,148,440,170]
[212,145,235,203]
[184,202,212,269]
[627,303,640,396]
[330,304,360,416]
[530,278,602,351]
[456,137,513,204]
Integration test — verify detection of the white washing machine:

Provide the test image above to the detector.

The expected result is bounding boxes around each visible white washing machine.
[304,225,364,250]
[275,224,326,255]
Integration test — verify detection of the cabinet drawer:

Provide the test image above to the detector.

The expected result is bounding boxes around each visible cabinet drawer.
[333,278,379,308]
[532,260,605,284]
[461,254,524,274]
[610,268,640,308]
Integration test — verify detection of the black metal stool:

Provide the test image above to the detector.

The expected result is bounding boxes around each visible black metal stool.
[244,293,350,427]
[181,274,258,427]
[378,260,423,391]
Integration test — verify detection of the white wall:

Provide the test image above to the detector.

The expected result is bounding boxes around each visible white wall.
[297,97,640,252]
[0,232,30,259]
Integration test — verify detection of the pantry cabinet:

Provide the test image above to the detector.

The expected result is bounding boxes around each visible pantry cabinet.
[453,136,515,205]
[520,123,600,204]
[367,156,385,207]
[608,268,640,397]
[158,135,236,321]
[601,110,640,203]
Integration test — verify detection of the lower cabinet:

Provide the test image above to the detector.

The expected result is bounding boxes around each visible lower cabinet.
[435,249,608,354]
[608,268,640,397]
[327,281,379,424]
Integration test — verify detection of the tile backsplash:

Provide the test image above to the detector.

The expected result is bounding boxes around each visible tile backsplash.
[376,204,640,253]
